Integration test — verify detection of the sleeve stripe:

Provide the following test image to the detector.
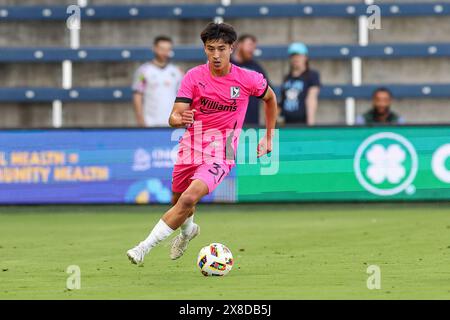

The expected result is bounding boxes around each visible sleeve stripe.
[175,97,193,104]
[256,83,269,99]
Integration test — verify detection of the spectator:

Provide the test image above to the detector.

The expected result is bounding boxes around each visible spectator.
[231,34,269,126]
[132,36,183,127]
[356,87,405,125]
[279,42,321,126]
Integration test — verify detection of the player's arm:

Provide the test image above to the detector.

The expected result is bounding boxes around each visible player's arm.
[277,84,286,118]
[133,92,146,127]
[168,101,195,128]
[306,86,320,126]
[257,86,278,158]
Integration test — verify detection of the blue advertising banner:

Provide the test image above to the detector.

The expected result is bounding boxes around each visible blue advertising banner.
[3,127,450,204]
[0,129,236,204]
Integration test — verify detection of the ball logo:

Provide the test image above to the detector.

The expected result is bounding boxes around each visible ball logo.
[354,132,418,196]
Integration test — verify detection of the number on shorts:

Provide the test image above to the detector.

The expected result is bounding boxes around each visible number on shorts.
[208,162,226,184]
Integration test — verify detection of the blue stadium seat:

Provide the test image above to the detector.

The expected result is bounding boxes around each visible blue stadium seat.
[1,44,450,62]
[0,3,449,21]
[1,85,449,103]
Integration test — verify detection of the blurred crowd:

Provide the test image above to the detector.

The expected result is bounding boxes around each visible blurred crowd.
[132,35,404,128]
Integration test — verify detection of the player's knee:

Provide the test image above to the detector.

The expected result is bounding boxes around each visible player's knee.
[177,192,198,210]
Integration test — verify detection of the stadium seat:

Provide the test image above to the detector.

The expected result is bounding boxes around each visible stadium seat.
[0,3,449,20]
[1,84,449,103]
[1,43,450,62]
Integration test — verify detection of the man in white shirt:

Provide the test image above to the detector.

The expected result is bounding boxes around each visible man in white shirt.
[132,36,183,127]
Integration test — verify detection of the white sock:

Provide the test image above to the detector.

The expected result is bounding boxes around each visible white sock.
[139,219,174,254]
[180,215,195,237]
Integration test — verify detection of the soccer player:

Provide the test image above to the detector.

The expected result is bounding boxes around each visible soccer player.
[132,36,183,127]
[127,22,278,264]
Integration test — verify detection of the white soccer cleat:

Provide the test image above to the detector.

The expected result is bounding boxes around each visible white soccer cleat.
[127,246,146,265]
[170,224,200,260]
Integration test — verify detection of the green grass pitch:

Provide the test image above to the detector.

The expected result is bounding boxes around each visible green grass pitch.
[0,203,449,299]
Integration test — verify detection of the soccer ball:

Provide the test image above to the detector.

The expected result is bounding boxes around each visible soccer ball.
[197,243,234,276]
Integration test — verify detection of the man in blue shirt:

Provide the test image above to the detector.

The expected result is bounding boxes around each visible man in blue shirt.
[279,42,321,125]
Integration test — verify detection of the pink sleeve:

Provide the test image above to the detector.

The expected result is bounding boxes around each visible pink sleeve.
[175,70,194,103]
[250,71,268,98]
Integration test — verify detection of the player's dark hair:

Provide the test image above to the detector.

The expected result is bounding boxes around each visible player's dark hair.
[372,87,393,98]
[237,34,257,43]
[153,35,172,46]
[200,22,237,45]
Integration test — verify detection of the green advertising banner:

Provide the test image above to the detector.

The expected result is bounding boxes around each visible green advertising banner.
[236,126,450,201]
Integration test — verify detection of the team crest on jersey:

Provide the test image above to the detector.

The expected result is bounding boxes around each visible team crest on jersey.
[230,86,240,98]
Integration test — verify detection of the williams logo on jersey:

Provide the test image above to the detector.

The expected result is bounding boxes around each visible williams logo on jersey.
[199,97,237,114]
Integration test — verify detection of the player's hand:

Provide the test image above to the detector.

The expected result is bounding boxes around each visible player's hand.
[137,118,146,127]
[257,136,272,158]
[181,109,196,126]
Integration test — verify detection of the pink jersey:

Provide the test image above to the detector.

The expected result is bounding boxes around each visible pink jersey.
[175,63,268,165]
